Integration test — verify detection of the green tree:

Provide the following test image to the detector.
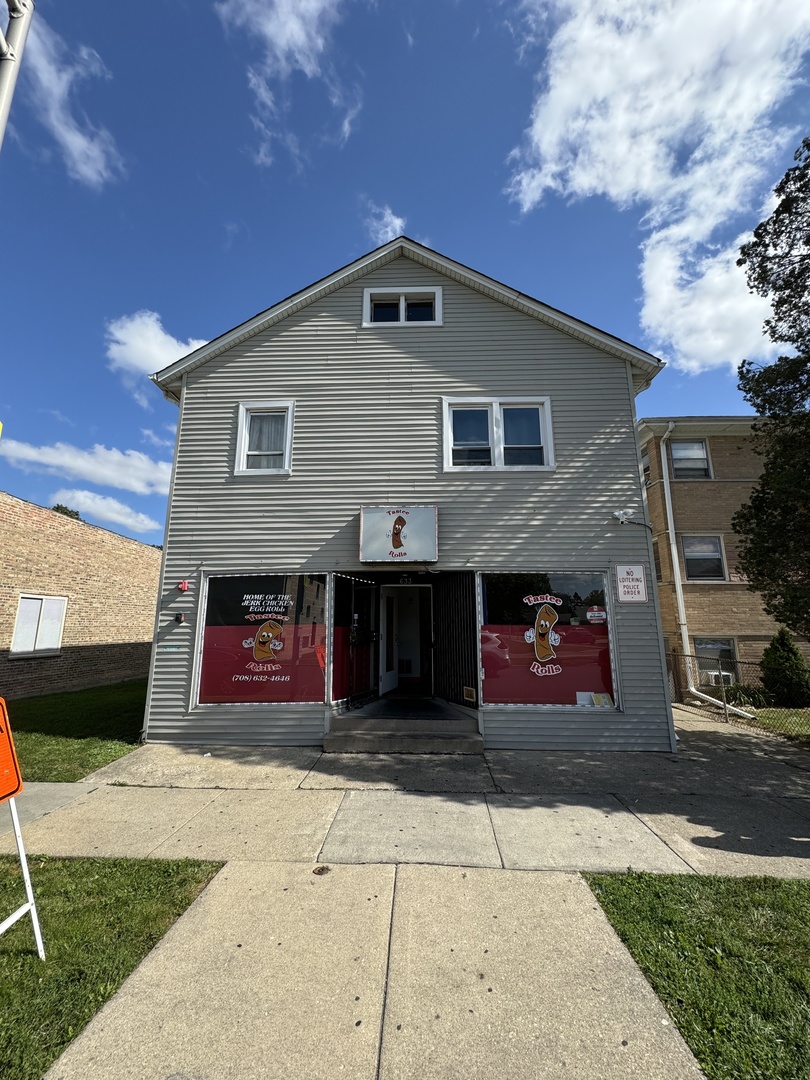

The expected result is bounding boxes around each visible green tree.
[759,628,810,708]
[732,138,810,640]
[51,503,82,521]
[738,137,810,364]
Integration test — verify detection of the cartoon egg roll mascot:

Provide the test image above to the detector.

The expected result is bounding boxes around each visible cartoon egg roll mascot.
[391,515,406,549]
[253,620,283,661]
[524,603,560,662]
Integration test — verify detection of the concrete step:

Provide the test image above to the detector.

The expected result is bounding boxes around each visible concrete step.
[323,731,485,754]
[329,715,479,735]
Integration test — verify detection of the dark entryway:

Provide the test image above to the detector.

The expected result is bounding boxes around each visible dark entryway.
[332,571,478,713]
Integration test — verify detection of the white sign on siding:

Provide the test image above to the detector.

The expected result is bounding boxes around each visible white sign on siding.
[615,564,648,602]
[360,506,438,563]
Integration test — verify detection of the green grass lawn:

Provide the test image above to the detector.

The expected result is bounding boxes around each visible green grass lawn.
[586,872,810,1080]
[0,855,221,1080]
[6,679,148,782]
[751,707,810,742]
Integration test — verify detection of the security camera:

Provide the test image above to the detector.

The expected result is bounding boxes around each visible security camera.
[612,508,636,525]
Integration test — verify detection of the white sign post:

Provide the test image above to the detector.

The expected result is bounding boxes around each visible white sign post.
[0,698,45,960]
[1,797,46,960]
[615,564,648,603]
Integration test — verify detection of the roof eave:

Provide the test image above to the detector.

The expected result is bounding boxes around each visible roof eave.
[637,415,758,444]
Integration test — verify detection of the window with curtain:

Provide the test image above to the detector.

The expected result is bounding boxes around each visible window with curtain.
[235,401,294,474]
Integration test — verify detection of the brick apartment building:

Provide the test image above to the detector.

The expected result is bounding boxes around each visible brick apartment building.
[1,492,162,699]
[637,416,806,686]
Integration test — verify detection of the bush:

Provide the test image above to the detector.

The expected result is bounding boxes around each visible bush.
[723,683,770,709]
[760,629,810,708]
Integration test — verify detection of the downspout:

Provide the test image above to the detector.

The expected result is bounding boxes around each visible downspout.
[659,422,753,719]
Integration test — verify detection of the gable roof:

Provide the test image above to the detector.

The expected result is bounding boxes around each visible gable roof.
[151,236,664,402]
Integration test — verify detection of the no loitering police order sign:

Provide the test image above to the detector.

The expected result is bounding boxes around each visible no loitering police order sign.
[615,564,648,603]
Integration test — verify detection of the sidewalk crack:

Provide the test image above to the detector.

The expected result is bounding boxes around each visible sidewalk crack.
[144,788,228,857]
[613,793,698,874]
[315,789,348,863]
[484,795,506,869]
[375,863,398,1080]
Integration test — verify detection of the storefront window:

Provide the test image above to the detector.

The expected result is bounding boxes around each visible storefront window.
[481,573,614,706]
[199,574,327,704]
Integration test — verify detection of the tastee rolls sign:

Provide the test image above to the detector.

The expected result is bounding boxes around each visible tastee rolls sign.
[360,506,438,563]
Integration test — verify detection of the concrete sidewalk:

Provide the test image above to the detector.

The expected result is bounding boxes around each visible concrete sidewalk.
[3,711,809,1078]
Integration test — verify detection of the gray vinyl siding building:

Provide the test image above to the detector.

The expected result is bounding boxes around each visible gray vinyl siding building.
[144,237,675,751]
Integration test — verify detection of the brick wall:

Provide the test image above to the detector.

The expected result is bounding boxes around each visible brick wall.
[643,430,808,665]
[0,492,163,699]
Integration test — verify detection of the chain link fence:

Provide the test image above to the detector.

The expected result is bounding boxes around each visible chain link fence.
[666,652,810,743]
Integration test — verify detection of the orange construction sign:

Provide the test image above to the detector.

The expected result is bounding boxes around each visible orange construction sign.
[0,698,23,804]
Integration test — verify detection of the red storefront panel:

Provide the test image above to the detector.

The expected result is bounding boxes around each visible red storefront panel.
[481,573,614,706]
[199,574,327,704]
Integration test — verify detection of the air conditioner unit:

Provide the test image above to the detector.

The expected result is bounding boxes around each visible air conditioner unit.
[707,671,733,687]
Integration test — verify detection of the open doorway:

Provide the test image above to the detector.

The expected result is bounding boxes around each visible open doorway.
[379,585,433,697]
[333,575,436,707]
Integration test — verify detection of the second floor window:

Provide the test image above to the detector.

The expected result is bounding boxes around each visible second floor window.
[235,401,294,475]
[671,439,710,479]
[682,535,726,580]
[443,397,554,471]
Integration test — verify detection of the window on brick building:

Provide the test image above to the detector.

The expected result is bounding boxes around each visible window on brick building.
[652,539,662,582]
[694,638,737,686]
[10,595,67,656]
[670,439,711,479]
[641,449,651,484]
[682,535,726,580]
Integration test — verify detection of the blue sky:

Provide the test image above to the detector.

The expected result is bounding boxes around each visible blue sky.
[1,0,809,541]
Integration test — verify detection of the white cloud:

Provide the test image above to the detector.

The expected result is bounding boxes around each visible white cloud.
[50,489,161,534]
[141,428,176,449]
[641,232,779,373]
[508,0,810,372]
[23,17,125,189]
[38,408,75,426]
[105,311,207,407]
[364,202,406,246]
[0,439,172,495]
[215,0,359,164]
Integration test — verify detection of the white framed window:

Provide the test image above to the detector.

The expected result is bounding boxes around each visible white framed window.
[442,397,555,471]
[362,287,442,327]
[10,595,67,656]
[671,439,711,479]
[235,401,294,475]
[682,535,726,581]
[641,448,651,485]
[693,638,738,686]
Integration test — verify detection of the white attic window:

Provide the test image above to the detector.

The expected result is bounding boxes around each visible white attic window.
[362,287,443,327]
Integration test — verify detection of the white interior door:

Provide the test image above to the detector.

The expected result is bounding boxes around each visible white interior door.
[379,587,399,695]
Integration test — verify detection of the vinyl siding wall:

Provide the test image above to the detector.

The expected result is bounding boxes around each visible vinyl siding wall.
[145,255,672,749]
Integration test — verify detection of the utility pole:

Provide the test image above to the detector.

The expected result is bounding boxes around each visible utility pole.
[0,0,35,158]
